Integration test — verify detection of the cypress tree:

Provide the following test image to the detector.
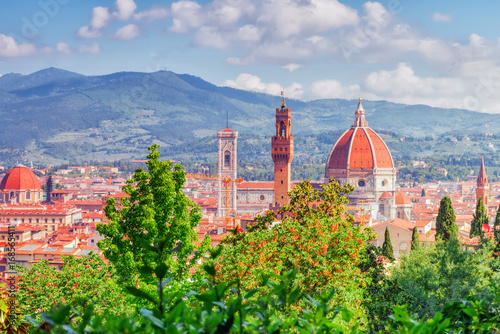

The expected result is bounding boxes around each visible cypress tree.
[436,196,458,242]
[494,205,500,255]
[470,197,487,238]
[382,226,395,261]
[411,226,419,250]
[421,188,426,197]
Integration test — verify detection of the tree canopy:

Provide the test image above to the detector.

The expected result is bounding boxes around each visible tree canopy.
[382,226,395,261]
[211,179,375,314]
[470,197,487,238]
[436,196,458,242]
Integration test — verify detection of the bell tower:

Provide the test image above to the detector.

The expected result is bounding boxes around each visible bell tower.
[272,92,294,208]
[217,119,238,217]
[476,157,489,207]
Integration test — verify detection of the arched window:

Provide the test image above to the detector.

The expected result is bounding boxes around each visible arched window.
[280,121,286,137]
[26,191,31,200]
[399,242,408,253]
[224,151,231,167]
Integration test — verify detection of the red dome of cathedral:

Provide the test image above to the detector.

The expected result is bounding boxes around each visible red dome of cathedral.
[326,99,394,171]
[0,166,41,191]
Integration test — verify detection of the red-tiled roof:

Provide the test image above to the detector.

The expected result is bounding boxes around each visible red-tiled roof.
[326,128,394,171]
[380,191,393,199]
[395,191,412,205]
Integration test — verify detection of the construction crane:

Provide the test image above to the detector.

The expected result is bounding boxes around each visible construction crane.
[345,201,366,227]
[186,173,243,229]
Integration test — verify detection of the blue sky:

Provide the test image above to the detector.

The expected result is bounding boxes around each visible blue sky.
[1,0,500,112]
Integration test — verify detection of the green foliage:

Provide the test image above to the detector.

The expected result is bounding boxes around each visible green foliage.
[211,179,373,320]
[382,226,395,261]
[0,283,31,333]
[436,196,458,242]
[411,226,419,251]
[16,254,133,321]
[470,197,487,238]
[494,205,500,256]
[388,238,499,320]
[97,144,210,311]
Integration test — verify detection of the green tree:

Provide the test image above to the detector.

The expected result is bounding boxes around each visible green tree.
[212,179,374,316]
[97,144,210,311]
[470,197,487,238]
[16,254,133,321]
[436,196,458,242]
[388,239,497,320]
[382,226,395,261]
[421,188,426,197]
[411,226,419,251]
[493,205,500,256]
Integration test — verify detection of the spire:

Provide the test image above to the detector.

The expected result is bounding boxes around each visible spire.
[281,91,286,108]
[477,156,488,187]
[352,98,368,128]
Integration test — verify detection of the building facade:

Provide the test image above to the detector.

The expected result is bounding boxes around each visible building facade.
[217,127,238,217]
[272,94,294,208]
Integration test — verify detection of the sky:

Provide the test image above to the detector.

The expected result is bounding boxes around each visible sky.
[1,0,500,113]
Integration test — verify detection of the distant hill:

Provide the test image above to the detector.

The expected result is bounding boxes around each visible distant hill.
[0,67,499,165]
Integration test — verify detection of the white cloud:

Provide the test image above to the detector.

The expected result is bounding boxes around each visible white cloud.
[113,0,137,20]
[432,12,452,23]
[0,34,36,58]
[77,43,100,54]
[194,27,227,49]
[114,24,139,40]
[78,0,138,39]
[168,0,357,64]
[90,6,111,30]
[282,63,302,72]
[257,0,358,39]
[170,1,204,33]
[221,73,303,99]
[56,42,72,54]
[78,26,102,39]
[134,7,168,21]
[309,80,361,100]
[364,63,463,96]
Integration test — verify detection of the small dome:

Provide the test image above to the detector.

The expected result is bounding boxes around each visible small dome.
[380,191,393,199]
[395,191,411,205]
[0,166,41,191]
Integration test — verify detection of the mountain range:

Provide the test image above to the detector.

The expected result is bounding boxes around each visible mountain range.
[0,67,498,165]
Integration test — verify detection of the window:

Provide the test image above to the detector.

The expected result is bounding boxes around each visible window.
[224,151,231,167]
[281,180,283,184]
[91,239,95,243]
[399,242,408,253]
[358,180,365,187]
[16,236,19,240]
[280,121,286,137]
[259,195,265,201]
[26,191,31,200]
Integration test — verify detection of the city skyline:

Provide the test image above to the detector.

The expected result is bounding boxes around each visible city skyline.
[1,0,500,112]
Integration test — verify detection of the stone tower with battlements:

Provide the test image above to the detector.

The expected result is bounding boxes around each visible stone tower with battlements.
[476,157,489,207]
[272,93,294,208]
[217,127,238,217]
